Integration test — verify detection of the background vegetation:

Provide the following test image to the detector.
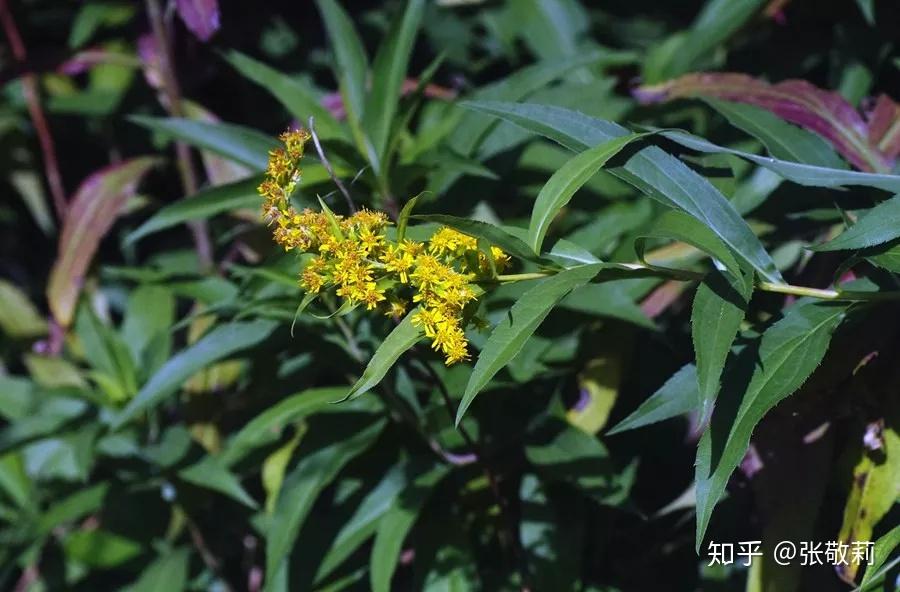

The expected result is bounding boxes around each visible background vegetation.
[0,0,898,590]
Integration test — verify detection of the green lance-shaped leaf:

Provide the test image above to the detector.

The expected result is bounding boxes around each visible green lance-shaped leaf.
[458,263,606,424]
[695,300,850,549]
[396,194,420,242]
[529,133,645,254]
[701,99,847,168]
[461,101,783,283]
[859,524,900,591]
[526,419,634,507]
[607,364,698,435]
[221,386,375,467]
[223,50,344,140]
[112,320,277,428]
[692,268,754,425]
[130,116,278,170]
[265,419,385,591]
[811,194,900,251]
[341,311,423,402]
[126,176,262,244]
[178,455,258,509]
[316,459,425,584]
[635,209,742,278]
[124,548,190,592]
[362,0,425,172]
[316,0,368,124]
[658,129,900,194]
[370,465,449,592]
[37,482,109,534]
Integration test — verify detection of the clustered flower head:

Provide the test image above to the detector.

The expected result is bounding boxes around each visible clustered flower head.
[259,128,512,365]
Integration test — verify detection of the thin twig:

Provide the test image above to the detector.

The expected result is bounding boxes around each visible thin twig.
[308,116,356,214]
[185,513,234,592]
[145,0,214,271]
[0,0,66,220]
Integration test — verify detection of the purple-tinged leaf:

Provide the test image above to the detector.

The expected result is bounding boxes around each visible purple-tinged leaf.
[137,33,162,90]
[58,48,141,76]
[47,157,160,327]
[867,94,900,161]
[175,0,220,42]
[635,72,897,173]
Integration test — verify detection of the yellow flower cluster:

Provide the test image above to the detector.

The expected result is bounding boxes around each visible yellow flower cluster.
[259,128,512,365]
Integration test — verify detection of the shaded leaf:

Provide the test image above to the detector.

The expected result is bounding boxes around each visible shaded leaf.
[703,99,847,168]
[370,465,449,592]
[519,473,583,591]
[316,0,368,124]
[130,116,277,170]
[362,0,425,170]
[64,529,142,568]
[223,50,343,140]
[265,419,385,590]
[316,460,422,583]
[812,194,900,251]
[458,263,606,424]
[607,364,698,435]
[123,548,190,592]
[126,176,262,244]
[221,387,357,466]
[179,455,258,509]
[526,419,633,506]
[113,320,277,428]
[636,209,742,278]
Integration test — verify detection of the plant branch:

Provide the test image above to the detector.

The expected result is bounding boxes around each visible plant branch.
[308,116,356,214]
[184,511,234,592]
[145,0,214,271]
[0,0,67,220]
[495,263,900,302]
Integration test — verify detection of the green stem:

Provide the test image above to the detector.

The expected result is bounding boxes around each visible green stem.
[495,265,900,302]
[495,272,554,282]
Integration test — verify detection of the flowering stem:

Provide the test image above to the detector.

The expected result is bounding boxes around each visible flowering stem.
[308,116,356,214]
[496,272,554,282]
[496,265,900,302]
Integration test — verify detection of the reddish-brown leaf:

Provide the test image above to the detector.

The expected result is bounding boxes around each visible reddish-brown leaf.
[47,157,159,327]
[635,72,898,172]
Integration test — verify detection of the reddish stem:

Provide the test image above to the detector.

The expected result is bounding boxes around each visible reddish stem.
[0,0,67,220]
